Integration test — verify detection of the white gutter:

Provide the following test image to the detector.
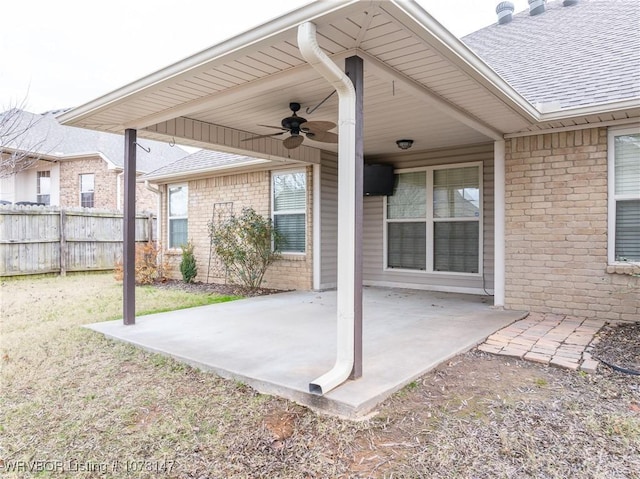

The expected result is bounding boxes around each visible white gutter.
[116,171,124,210]
[298,22,356,396]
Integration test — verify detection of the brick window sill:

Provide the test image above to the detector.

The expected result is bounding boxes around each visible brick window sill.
[279,253,307,261]
[606,264,640,276]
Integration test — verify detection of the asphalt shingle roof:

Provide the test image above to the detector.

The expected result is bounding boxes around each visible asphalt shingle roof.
[463,0,640,109]
[143,149,268,179]
[1,109,187,172]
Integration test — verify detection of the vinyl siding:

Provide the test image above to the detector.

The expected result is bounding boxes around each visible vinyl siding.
[363,143,495,294]
[319,150,338,289]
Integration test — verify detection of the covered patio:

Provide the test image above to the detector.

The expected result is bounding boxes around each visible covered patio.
[60,1,542,402]
[88,287,525,418]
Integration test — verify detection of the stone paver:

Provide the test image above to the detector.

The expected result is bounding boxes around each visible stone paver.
[479,313,606,373]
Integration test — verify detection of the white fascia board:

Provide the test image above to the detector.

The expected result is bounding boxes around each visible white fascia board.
[142,159,272,183]
[57,0,359,128]
[538,98,640,122]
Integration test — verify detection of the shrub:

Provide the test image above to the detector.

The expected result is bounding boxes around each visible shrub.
[208,207,281,291]
[114,242,167,285]
[180,241,198,283]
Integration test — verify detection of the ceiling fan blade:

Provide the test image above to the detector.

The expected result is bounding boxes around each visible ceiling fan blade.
[306,131,338,143]
[258,124,289,131]
[241,132,286,142]
[283,135,305,149]
[303,120,336,132]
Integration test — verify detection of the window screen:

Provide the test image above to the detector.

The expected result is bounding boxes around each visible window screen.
[273,172,306,253]
[613,132,640,262]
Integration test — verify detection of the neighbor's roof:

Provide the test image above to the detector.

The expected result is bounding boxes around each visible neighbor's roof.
[143,148,269,181]
[0,109,187,172]
[463,0,640,109]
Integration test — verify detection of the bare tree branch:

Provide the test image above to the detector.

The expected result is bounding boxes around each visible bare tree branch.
[0,99,50,178]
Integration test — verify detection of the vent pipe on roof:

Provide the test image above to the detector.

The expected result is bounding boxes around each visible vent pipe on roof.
[496,2,515,24]
[563,0,578,6]
[528,0,546,15]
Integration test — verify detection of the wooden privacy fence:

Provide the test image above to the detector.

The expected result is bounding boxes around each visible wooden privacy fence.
[0,206,156,277]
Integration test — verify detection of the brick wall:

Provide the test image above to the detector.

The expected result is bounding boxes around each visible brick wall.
[59,158,117,209]
[59,157,158,212]
[505,127,639,321]
[159,166,314,291]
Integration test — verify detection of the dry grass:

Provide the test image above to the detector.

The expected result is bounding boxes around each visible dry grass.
[1,274,638,478]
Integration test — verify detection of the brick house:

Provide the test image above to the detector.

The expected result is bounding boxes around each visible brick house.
[61,0,639,322]
[0,110,186,211]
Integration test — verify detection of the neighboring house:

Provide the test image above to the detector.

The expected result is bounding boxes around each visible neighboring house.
[61,0,639,322]
[0,110,187,211]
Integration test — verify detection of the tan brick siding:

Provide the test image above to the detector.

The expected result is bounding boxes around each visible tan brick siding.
[58,157,157,212]
[159,167,313,291]
[505,128,639,321]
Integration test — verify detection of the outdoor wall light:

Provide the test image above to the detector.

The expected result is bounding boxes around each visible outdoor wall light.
[396,139,414,150]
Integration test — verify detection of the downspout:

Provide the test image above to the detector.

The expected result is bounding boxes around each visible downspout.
[117,171,124,210]
[298,22,357,395]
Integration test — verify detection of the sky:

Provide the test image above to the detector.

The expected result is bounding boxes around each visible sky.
[1,0,529,115]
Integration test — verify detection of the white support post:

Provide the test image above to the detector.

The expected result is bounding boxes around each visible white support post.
[494,140,506,307]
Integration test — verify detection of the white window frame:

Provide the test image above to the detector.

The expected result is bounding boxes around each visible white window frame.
[167,183,188,250]
[607,125,640,265]
[79,173,94,208]
[271,169,307,255]
[383,161,483,276]
[36,170,51,205]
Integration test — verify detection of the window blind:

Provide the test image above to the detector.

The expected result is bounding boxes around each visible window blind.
[615,134,640,196]
[169,186,187,217]
[433,166,480,218]
[434,222,479,273]
[274,214,305,253]
[169,218,188,249]
[387,172,426,219]
[274,173,306,211]
[616,200,640,262]
[387,222,427,270]
[273,172,306,253]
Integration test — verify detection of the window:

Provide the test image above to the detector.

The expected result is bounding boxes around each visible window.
[385,163,482,274]
[608,126,640,263]
[168,184,188,249]
[79,174,94,208]
[37,171,51,205]
[272,171,306,253]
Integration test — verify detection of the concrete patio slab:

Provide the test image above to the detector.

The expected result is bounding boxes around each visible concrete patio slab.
[86,287,526,418]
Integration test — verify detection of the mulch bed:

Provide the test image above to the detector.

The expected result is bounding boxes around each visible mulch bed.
[150,279,288,298]
[592,321,640,375]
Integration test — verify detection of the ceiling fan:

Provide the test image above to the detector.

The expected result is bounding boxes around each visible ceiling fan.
[242,102,338,149]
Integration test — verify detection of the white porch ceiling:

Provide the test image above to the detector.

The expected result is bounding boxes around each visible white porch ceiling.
[60,1,539,158]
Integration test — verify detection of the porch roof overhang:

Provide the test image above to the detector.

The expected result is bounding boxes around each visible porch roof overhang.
[58,0,546,162]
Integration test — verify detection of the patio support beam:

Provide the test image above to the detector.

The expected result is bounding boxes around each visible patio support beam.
[123,128,137,325]
[494,140,506,307]
[346,55,363,380]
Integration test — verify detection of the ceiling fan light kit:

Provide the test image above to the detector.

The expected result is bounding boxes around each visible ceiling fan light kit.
[242,102,338,149]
